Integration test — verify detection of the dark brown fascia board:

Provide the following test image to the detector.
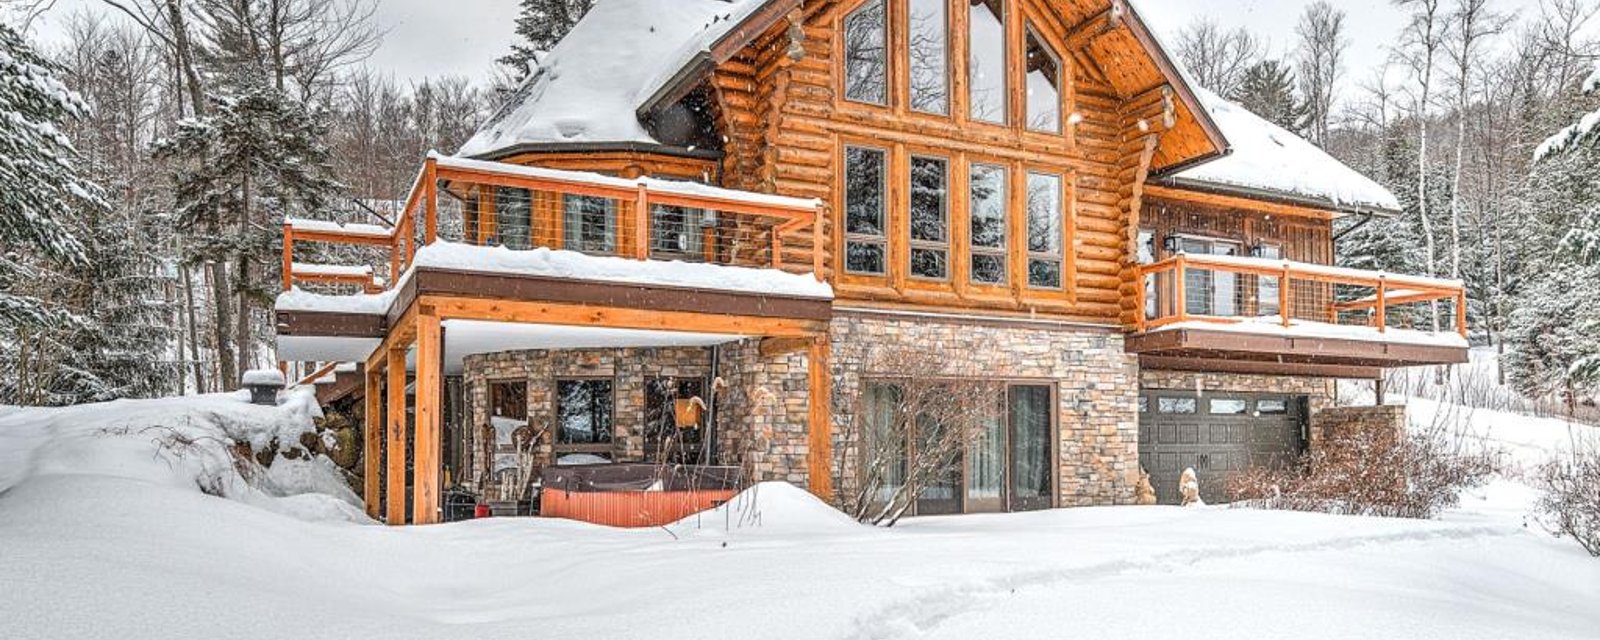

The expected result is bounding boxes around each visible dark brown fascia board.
[1155,175,1403,218]
[466,141,724,163]
[1126,328,1469,366]
[411,268,834,322]
[1118,0,1231,170]
[274,311,387,338]
[637,0,804,122]
[1139,355,1383,380]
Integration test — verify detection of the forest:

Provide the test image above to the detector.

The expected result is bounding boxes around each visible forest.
[0,0,1596,411]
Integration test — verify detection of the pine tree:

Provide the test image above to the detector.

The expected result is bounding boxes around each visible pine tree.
[498,0,594,82]
[0,22,98,328]
[1230,59,1312,135]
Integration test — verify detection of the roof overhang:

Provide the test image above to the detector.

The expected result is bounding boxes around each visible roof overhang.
[1118,0,1231,171]
[465,141,724,163]
[1152,176,1403,218]
[637,0,803,120]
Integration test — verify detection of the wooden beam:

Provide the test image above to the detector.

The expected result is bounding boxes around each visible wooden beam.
[281,222,294,292]
[423,295,829,338]
[1062,3,1124,51]
[384,345,408,525]
[806,334,833,500]
[412,310,442,525]
[758,336,810,357]
[423,156,439,246]
[363,366,381,519]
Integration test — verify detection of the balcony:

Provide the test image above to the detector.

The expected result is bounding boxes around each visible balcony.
[1128,253,1469,378]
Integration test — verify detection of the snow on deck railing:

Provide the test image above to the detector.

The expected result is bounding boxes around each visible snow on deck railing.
[282,154,827,295]
[1136,252,1468,338]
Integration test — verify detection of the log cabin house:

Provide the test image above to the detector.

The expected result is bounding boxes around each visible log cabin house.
[274,0,1469,523]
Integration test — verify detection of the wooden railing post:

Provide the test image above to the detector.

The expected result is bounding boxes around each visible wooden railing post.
[1456,290,1468,337]
[771,226,783,270]
[634,184,651,260]
[1173,255,1188,322]
[422,156,438,247]
[1375,278,1387,333]
[281,222,294,291]
[1279,263,1292,328]
[811,210,824,282]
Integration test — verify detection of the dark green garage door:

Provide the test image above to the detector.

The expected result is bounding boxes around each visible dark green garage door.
[1137,391,1308,505]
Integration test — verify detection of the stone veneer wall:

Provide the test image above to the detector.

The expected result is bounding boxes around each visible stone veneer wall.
[715,340,812,487]
[828,312,1142,507]
[1309,405,1408,448]
[461,347,713,492]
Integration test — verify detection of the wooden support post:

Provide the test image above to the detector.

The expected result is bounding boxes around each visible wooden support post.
[1375,279,1387,333]
[363,367,382,519]
[1455,291,1468,337]
[412,310,442,525]
[806,334,834,501]
[281,222,294,291]
[389,234,402,285]
[771,228,783,270]
[385,345,408,525]
[812,211,824,282]
[423,157,439,247]
[1279,263,1292,328]
[1173,255,1188,322]
[1375,377,1387,405]
[1134,267,1146,332]
[634,184,651,260]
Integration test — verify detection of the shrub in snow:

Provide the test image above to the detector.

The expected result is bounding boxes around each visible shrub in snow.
[1228,423,1497,519]
[1534,444,1600,557]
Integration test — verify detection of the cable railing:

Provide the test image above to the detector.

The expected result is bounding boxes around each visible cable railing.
[282,154,825,295]
[1135,252,1468,339]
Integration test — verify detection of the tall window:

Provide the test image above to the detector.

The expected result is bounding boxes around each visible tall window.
[556,379,614,453]
[909,155,949,280]
[1024,29,1062,133]
[969,163,1008,285]
[487,380,530,490]
[495,187,532,250]
[907,0,948,114]
[1025,172,1063,289]
[1179,237,1240,316]
[651,205,705,261]
[844,0,887,105]
[968,0,1007,124]
[563,195,615,254]
[845,146,888,275]
[1256,244,1282,317]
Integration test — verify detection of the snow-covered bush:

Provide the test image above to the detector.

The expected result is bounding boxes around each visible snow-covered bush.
[1534,445,1600,557]
[1228,423,1497,519]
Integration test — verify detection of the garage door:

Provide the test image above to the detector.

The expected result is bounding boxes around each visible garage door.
[1137,392,1307,505]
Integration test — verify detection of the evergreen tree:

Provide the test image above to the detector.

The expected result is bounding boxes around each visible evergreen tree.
[0,22,97,327]
[499,0,594,82]
[1230,59,1312,135]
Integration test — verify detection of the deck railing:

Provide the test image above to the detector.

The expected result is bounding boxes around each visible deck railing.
[282,154,824,294]
[1135,253,1468,338]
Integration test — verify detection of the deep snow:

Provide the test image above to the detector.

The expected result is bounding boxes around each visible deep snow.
[0,392,1597,640]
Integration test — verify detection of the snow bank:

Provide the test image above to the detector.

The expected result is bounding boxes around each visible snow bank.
[669,481,862,534]
[1172,87,1403,213]
[458,0,770,156]
[0,391,365,524]
[241,368,285,387]
[411,242,834,299]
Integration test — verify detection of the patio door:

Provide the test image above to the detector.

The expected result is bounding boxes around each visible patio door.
[915,414,964,515]
[1179,237,1240,317]
[1007,384,1054,512]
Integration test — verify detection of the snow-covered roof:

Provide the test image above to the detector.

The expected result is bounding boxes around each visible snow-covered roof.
[1166,88,1402,215]
[457,0,772,157]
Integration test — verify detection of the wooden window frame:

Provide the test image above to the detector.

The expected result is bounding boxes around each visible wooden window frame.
[1023,169,1066,291]
[907,153,952,282]
[966,159,1010,288]
[841,0,891,108]
[842,143,892,278]
[552,376,617,455]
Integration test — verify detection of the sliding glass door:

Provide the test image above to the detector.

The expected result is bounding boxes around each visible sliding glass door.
[1008,384,1054,512]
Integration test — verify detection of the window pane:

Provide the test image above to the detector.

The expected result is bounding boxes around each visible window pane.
[846,147,886,237]
[969,164,1007,249]
[908,0,948,114]
[1028,259,1061,289]
[1210,399,1248,415]
[911,248,947,279]
[1257,399,1288,415]
[968,0,1007,123]
[910,157,948,242]
[556,379,614,445]
[1009,385,1052,507]
[1026,173,1061,254]
[1257,244,1282,317]
[847,242,886,274]
[1158,397,1197,414]
[562,195,615,254]
[972,253,1007,285]
[844,0,887,105]
[969,410,1004,500]
[495,187,532,250]
[1025,29,1061,133]
[866,383,906,505]
[650,205,704,260]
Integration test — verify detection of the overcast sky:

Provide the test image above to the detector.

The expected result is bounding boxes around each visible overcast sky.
[18,0,1558,85]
